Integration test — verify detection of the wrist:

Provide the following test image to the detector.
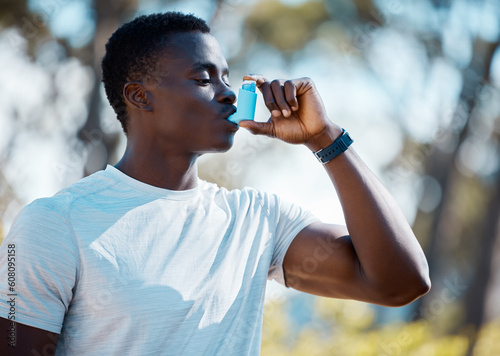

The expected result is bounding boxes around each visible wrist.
[305,124,343,152]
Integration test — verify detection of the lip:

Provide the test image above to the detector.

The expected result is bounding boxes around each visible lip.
[222,107,239,130]
[225,120,239,131]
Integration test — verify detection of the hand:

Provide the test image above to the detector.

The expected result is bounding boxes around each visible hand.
[238,75,342,150]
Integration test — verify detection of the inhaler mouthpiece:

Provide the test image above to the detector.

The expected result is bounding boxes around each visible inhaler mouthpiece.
[228,80,257,124]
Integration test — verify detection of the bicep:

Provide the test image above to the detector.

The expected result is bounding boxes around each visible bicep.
[0,318,59,355]
[283,222,370,301]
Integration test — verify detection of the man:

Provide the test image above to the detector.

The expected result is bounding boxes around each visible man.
[0,12,430,355]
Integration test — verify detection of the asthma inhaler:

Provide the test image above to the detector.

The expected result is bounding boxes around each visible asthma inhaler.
[228,80,257,124]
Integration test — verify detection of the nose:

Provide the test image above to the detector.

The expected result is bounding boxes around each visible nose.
[216,84,236,105]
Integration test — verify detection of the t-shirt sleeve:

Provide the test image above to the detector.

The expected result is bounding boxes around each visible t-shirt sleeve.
[267,195,320,286]
[0,199,78,334]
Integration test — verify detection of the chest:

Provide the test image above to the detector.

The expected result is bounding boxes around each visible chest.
[67,202,273,327]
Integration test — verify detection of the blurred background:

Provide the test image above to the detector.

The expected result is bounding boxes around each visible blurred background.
[1,0,500,354]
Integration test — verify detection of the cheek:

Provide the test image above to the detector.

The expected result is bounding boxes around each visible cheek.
[152,87,219,141]
[166,90,214,119]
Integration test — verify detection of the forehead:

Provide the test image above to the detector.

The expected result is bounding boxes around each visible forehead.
[156,32,228,73]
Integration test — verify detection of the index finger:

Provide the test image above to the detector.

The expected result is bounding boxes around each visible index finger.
[243,74,268,89]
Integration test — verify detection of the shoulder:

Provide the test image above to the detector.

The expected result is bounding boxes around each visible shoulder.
[197,179,278,214]
[199,181,318,226]
[6,196,76,256]
[56,168,118,203]
[10,169,113,233]
[3,170,119,259]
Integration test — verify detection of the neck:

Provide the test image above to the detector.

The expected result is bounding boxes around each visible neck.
[115,139,199,191]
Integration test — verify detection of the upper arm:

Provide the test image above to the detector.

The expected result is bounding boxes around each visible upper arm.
[0,318,58,355]
[283,221,374,302]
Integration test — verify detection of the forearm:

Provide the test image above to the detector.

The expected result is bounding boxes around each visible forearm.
[307,125,430,302]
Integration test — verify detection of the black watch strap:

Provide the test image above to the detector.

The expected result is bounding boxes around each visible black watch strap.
[313,129,353,164]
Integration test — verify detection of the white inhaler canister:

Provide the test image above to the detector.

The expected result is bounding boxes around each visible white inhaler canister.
[228,81,257,124]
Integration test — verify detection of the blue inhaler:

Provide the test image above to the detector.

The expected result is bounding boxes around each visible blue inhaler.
[228,80,257,124]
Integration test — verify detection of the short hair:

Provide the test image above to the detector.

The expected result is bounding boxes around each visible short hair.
[101,12,211,133]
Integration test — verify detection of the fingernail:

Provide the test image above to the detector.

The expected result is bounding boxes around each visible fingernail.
[291,106,298,111]
[272,110,281,117]
[282,109,290,117]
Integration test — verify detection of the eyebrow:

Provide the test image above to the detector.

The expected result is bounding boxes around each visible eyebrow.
[189,61,229,76]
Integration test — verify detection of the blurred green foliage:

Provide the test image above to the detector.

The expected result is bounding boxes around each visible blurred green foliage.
[245,0,329,52]
[472,319,500,356]
[262,297,500,355]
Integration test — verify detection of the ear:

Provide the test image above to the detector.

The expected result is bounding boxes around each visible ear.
[123,81,153,111]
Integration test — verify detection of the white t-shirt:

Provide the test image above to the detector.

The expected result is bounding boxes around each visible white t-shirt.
[0,165,318,355]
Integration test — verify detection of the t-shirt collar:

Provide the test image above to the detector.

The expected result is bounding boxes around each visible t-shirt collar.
[104,165,200,200]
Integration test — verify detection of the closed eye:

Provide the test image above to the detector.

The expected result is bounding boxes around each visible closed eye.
[222,74,231,87]
[196,78,231,87]
[196,79,211,85]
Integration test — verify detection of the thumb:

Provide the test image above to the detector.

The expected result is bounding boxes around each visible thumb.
[238,120,274,137]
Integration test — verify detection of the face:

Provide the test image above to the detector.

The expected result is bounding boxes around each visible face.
[139,32,238,154]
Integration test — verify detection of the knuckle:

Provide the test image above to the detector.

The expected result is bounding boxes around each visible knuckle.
[270,79,282,88]
[270,122,277,138]
[301,76,315,88]
[260,81,271,92]
[265,101,276,110]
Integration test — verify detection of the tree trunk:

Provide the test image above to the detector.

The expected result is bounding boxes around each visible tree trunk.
[464,181,500,327]
[77,0,137,176]
[411,39,500,320]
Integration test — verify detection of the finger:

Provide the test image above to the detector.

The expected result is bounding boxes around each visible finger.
[284,80,298,111]
[238,119,274,137]
[260,81,281,118]
[270,80,292,118]
[243,74,267,88]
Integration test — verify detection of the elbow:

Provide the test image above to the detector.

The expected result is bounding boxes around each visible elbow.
[384,271,431,307]
[387,277,431,307]
[382,251,432,307]
[415,271,432,299]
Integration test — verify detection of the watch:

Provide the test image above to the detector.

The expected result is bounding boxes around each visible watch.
[313,129,353,164]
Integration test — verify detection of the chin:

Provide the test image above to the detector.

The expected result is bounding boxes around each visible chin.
[199,138,235,154]
[213,141,234,153]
